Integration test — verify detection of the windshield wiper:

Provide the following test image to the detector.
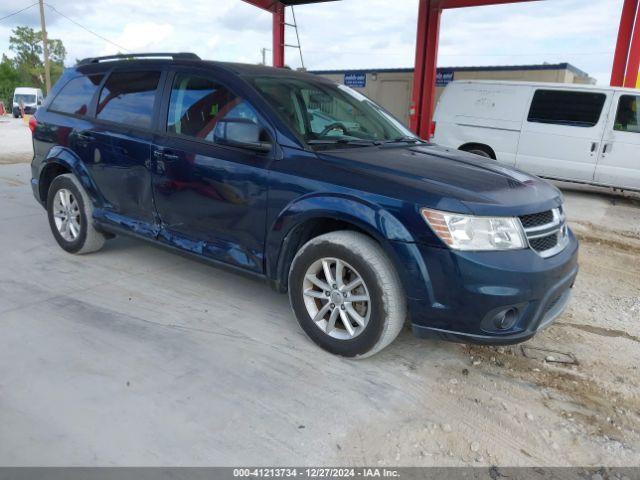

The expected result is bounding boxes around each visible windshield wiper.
[308,139,381,147]
[383,136,423,144]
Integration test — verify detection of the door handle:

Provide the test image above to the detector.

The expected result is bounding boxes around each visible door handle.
[153,149,179,161]
[590,142,598,153]
[76,132,95,141]
[603,143,612,154]
[162,153,180,161]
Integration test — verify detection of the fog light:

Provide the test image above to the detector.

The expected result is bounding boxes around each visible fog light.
[494,308,518,330]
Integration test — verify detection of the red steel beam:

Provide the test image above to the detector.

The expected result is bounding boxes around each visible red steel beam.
[612,0,639,86]
[438,0,538,8]
[410,0,430,133]
[273,2,286,67]
[416,3,442,139]
[624,2,640,87]
[241,0,280,12]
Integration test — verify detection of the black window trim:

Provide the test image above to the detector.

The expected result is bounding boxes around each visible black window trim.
[526,88,608,129]
[92,67,168,134]
[159,66,276,154]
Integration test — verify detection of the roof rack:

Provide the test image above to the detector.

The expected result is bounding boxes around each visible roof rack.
[77,52,200,65]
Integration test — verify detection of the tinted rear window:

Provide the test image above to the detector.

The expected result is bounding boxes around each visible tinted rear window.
[527,89,606,127]
[49,75,104,116]
[96,71,161,129]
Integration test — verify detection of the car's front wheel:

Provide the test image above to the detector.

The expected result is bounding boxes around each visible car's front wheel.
[288,231,406,358]
[46,174,106,254]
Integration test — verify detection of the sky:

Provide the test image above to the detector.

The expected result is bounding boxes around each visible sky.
[0,0,626,85]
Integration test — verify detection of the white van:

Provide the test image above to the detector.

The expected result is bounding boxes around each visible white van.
[12,87,44,118]
[432,80,640,191]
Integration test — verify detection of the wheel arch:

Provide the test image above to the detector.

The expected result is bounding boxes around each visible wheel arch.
[459,142,496,159]
[37,147,102,206]
[266,194,416,294]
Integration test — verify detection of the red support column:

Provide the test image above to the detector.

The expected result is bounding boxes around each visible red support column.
[273,3,285,67]
[410,0,430,133]
[624,3,640,88]
[418,4,442,139]
[612,0,639,86]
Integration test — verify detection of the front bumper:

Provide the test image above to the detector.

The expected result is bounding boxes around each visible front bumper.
[13,106,37,116]
[404,230,579,345]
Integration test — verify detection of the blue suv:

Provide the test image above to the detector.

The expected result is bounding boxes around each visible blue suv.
[30,53,579,358]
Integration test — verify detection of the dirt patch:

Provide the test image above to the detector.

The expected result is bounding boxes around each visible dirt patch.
[465,344,639,444]
[558,322,640,344]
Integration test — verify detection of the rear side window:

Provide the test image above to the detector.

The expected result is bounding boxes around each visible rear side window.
[614,95,640,133]
[167,73,259,142]
[96,71,161,129]
[49,74,104,116]
[527,89,606,127]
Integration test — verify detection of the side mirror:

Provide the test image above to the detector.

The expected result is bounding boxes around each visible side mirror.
[214,118,272,153]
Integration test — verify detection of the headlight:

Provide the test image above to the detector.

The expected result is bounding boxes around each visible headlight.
[421,208,527,251]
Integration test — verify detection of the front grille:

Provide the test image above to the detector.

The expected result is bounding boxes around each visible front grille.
[530,233,559,252]
[519,210,554,228]
[519,208,568,258]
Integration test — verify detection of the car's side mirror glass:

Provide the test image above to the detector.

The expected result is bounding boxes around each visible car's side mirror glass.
[214,118,272,153]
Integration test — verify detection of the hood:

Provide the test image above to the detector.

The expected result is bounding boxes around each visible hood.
[318,144,563,216]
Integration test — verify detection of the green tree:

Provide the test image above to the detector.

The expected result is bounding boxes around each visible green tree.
[0,54,20,108]
[8,26,66,93]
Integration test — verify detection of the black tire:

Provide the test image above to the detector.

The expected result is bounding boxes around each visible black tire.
[288,231,406,358]
[46,174,106,254]
[465,147,492,159]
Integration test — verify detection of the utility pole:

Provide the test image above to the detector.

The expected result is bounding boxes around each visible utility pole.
[38,0,51,95]
[261,48,267,65]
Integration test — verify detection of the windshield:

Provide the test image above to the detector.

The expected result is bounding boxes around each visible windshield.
[14,94,37,104]
[251,76,419,148]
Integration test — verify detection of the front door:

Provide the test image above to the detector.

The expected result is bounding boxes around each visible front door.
[151,70,274,273]
[595,92,640,190]
[516,88,611,182]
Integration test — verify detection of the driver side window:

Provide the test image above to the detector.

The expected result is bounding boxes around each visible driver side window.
[167,73,262,145]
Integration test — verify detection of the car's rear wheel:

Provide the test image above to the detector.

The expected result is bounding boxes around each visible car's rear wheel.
[46,174,106,254]
[288,231,406,358]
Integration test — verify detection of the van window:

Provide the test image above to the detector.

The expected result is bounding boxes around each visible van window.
[527,89,606,128]
[97,71,161,129]
[14,94,36,104]
[614,95,640,133]
[49,75,104,116]
[167,73,259,143]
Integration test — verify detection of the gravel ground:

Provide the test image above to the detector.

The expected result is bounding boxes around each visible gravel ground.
[0,127,638,466]
[0,115,33,164]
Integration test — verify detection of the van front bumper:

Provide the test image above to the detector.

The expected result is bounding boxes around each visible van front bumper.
[403,230,579,345]
[12,106,37,116]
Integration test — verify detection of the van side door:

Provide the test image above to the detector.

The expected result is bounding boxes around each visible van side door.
[515,88,610,182]
[150,69,275,273]
[595,92,640,190]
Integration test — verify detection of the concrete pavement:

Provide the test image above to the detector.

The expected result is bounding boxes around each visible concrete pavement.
[1,162,639,467]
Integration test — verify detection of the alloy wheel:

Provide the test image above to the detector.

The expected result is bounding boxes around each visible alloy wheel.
[52,188,81,242]
[302,257,371,340]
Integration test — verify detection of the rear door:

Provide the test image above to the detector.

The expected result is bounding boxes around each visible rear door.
[88,69,165,236]
[515,88,611,182]
[150,68,274,273]
[595,92,640,190]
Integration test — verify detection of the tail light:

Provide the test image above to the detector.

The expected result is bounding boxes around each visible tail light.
[28,115,37,134]
[429,121,437,139]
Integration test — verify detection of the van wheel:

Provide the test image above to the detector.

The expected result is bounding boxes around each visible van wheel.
[288,231,406,358]
[46,174,106,254]
[462,146,493,159]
